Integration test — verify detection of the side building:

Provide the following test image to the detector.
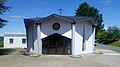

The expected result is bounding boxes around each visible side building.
[4,34,27,48]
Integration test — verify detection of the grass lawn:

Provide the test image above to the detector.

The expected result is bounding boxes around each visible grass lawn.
[112,50,120,53]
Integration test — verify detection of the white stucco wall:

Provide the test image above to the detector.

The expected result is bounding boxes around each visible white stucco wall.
[74,21,95,55]
[40,18,95,55]
[26,16,95,55]
[74,22,83,55]
[41,17,72,39]
[27,23,42,54]
[84,22,94,53]
[26,17,72,54]
[4,34,27,48]
[27,24,34,53]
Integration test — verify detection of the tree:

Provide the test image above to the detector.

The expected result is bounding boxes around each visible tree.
[0,0,10,28]
[96,26,120,44]
[75,2,104,35]
[96,30,109,44]
[0,36,3,47]
[107,26,120,41]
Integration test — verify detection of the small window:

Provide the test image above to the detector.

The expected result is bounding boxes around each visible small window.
[9,39,13,44]
[22,39,26,44]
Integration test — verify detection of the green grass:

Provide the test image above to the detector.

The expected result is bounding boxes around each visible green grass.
[112,50,120,53]
[110,40,120,47]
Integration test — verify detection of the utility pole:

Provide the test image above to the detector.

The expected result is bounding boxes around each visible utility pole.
[58,8,63,15]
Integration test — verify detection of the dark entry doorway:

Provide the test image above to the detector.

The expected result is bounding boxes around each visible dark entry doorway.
[42,33,71,55]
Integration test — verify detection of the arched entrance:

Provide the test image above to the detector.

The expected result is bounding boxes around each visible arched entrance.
[42,33,71,55]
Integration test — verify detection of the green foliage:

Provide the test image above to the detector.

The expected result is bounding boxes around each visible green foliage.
[96,30,109,44]
[96,26,120,44]
[107,26,120,41]
[0,0,11,28]
[110,40,120,47]
[0,36,3,47]
[75,2,104,35]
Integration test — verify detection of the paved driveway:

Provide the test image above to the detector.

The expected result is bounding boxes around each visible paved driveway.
[0,44,120,67]
[95,44,120,51]
[95,44,120,55]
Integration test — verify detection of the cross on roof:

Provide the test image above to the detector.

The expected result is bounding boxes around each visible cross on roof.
[58,8,63,15]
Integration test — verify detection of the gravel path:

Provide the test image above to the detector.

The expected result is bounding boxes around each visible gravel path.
[0,54,120,67]
[0,45,120,67]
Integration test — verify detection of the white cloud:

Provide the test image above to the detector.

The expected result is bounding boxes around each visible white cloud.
[10,15,26,19]
[100,0,112,6]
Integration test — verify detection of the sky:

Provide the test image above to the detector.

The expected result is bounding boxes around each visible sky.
[0,0,120,35]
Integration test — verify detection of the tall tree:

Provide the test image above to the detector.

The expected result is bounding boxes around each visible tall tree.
[0,0,10,28]
[75,2,104,35]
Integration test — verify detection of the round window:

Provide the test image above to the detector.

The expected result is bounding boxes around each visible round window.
[52,22,60,30]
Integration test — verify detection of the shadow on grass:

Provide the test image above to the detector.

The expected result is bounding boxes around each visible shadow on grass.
[0,48,16,55]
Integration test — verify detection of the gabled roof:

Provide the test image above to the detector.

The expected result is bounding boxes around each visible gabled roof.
[4,34,26,37]
[38,14,75,23]
[24,14,97,26]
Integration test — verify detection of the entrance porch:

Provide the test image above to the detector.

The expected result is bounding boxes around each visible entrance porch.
[42,33,71,55]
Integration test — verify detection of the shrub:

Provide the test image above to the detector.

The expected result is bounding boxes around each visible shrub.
[0,37,3,47]
[107,26,120,41]
[96,26,120,44]
[110,40,120,47]
[96,30,109,44]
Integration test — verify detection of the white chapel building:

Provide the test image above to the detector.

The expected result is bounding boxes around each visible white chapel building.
[24,14,97,56]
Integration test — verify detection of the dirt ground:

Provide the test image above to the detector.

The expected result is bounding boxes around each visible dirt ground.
[0,47,120,67]
[0,52,120,67]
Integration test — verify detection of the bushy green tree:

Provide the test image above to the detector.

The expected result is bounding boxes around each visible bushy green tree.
[107,26,120,41]
[96,30,109,44]
[75,2,104,35]
[0,0,11,28]
[96,26,120,44]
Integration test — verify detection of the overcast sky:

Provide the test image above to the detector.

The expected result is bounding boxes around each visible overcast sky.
[0,0,120,35]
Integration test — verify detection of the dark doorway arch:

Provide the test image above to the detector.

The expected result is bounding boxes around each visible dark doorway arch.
[42,33,71,55]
